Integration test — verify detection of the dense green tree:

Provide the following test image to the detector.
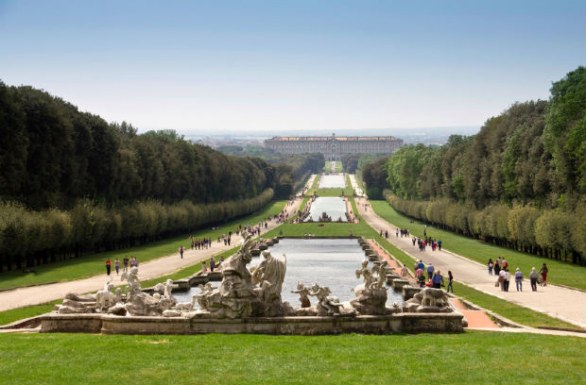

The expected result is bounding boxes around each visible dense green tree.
[341,154,361,173]
[544,66,586,194]
[376,67,586,265]
[361,157,388,199]
[0,83,291,271]
[0,81,28,200]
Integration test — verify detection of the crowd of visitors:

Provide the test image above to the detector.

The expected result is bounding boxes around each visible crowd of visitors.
[488,256,549,293]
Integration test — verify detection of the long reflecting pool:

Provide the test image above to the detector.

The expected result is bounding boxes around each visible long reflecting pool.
[319,174,346,188]
[305,197,347,222]
[174,238,403,307]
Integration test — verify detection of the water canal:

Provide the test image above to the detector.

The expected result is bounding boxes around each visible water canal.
[305,197,348,222]
[318,174,346,188]
[174,238,403,307]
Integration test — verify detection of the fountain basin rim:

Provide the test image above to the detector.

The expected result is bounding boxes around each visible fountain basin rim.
[39,311,464,335]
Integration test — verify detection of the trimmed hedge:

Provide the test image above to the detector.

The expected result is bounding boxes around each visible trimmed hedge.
[0,189,274,271]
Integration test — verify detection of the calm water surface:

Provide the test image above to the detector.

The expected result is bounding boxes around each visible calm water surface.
[319,174,346,188]
[305,197,347,222]
[174,238,403,307]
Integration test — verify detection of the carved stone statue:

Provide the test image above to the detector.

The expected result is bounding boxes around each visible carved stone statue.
[355,260,375,292]
[309,284,346,316]
[200,232,263,318]
[350,260,390,315]
[403,288,453,313]
[119,267,175,316]
[251,251,287,316]
[153,279,178,301]
[122,267,142,301]
[370,261,389,290]
[291,282,311,308]
[57,279,123,314]
[95,281,121,312]
[192,283,214,312]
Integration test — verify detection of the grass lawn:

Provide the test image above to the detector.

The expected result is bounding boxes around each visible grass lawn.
[370,200,586,291]
[0,332,585,385]
[0,201,286,292]
[315,187,349,197]
[0,301,59,327]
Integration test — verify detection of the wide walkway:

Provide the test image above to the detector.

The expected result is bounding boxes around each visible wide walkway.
[0,194,306,313]
[354,192,586,329]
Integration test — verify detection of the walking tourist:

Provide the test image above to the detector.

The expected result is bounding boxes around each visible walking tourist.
[114,257,120,275]
[123,256,129,272]
[503,269,511,292]
[488,258,494,275]
[515,267,524,292]
[105,258,112,276]
[446,271,454,293]
[540,263,548,286]
[431,270,444,289]
[426,263,435,281]
[498,269,505,291]
[179,245,184,259]
[494,259,501,276]
[529,267,539,291]
[416,266,425,287]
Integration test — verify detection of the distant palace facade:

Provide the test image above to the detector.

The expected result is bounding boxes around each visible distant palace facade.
[264,134,403,160]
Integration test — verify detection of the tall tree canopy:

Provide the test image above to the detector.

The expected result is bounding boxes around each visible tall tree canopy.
[0,83,277,209]
[371,67,586,264]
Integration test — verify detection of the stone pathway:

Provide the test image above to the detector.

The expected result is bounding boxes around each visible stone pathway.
[354,194,586,330]
[450,297,499,329]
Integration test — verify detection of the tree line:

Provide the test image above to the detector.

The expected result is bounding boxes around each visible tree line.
[362,67,586,265]
[0,82,322,271]
[0,84,275,208]
[0,190,273,272]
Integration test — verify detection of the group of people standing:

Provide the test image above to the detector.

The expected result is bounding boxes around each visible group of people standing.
[201,255,224,274]
[488,257,548,292]
[105,256,138,276]
[413,259,453,293]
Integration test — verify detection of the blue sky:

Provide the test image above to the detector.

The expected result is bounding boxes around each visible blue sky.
[1,0,584,134]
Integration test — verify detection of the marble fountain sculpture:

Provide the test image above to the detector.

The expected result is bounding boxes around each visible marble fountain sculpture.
[43,233,464,334]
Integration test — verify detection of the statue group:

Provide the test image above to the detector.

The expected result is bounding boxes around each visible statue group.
[55,232,453,319]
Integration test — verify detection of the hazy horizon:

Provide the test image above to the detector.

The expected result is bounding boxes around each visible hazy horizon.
[1,1,584,134]
[180,125,480,138]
